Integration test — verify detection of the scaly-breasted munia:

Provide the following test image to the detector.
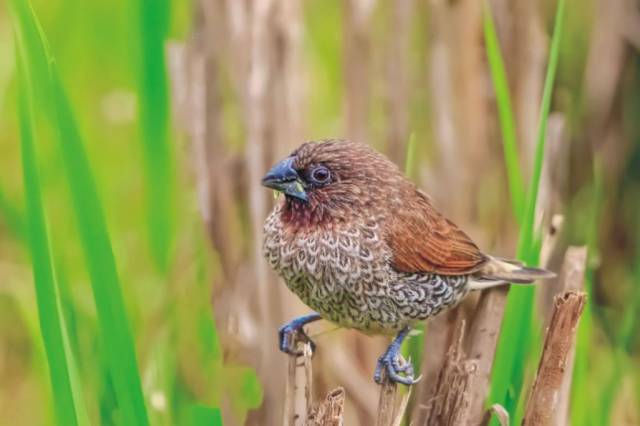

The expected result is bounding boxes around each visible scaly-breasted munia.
[262,140,554,385]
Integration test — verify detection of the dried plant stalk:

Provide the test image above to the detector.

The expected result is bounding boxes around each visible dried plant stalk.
[391,388,412,426]
[424,319,477,425]
[375,379,398,426]
[284,342,314,426]
[284,352,297,425]
[463,213,562,424]
[551,247,587,425]
[410,309,459,424]
[463,286,509,425]
[306,387,346,426]
[522,291,587,425]
[343,0,375,143]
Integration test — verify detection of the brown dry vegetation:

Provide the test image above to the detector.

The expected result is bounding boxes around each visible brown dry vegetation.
[166,0,640,424]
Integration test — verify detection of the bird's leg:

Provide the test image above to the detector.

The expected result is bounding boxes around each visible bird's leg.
[278,313,322,356]
[374,326,420,386]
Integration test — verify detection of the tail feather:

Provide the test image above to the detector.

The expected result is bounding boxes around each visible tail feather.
[469,256,556,290]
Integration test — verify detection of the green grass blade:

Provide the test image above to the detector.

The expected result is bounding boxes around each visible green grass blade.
[59,299,92,426]
[11,1,150,424]
[570,161,601,426]
[404,132,417,180]
[13,34,78,426]
[188,405,223,426]
[50,66,150,425]
[517,0,566,260]
[137,0,174,272]
[0,187,25,239]
[483,3,525,222]
[488,0,566,420]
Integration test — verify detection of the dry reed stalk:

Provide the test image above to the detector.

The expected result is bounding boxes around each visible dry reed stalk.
[343,0,375,144]
[449,0,487,215]
[487,0,546,169]
[185,0,245,281]
[384,0,413,164]
[462,97,563,421]
[391,389,412,426]
[373,356,413,426]
[284,343,314,426]
[463,213,561,425]
[522,291,587,425]
[538,115,567,225]
[306,387,346,426]
[423,319,476,425]
[512,0,546,167]
[284,352,298,425]
[409,309,459,424]
[538,214,564,313]
[244,0,274,348]
[582,0,630,187]
[427,0,459,211]
[463,285,509,425]
[549,247,587,425]
[271,0,304,154]
[538,215,564,271]
[583,0,628,143]
[375,379,398,426]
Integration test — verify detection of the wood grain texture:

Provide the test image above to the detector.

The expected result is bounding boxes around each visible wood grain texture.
[523,291,587,425]
[306,387,346,426]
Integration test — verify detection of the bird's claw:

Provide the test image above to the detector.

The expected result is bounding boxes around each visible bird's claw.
[374,352,421,386]
[278,322,316,356]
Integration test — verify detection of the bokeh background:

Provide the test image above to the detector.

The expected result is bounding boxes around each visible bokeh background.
[1,0,639,424]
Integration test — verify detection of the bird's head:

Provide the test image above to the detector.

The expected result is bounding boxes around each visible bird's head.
[262,139,405,227]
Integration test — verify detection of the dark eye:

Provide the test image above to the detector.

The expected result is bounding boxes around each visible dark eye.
[309,165,331,185]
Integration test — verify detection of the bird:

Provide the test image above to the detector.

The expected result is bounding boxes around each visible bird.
[261,139,554,385]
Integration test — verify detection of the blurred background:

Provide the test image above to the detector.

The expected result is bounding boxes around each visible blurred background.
[1,0,639,424]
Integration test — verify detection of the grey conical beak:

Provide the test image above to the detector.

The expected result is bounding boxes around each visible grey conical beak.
[261,157,308,202]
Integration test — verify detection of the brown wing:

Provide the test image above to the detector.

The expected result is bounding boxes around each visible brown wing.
[386,190,487,275]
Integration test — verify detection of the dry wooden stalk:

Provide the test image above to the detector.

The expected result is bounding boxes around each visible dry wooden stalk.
[464,286,509,425]
[373,352,415,426]
[306,387,346,426]
[284,342,314,426]
[424,319,477,426]
[375,378,398,426]
[522,291,587,425]
[391,389,412,426]
[551,246,587,425]
[463,215,563,425]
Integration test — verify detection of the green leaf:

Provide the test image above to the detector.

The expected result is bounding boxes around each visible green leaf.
[10,1,150,424]
[488,0,567,421]
[188,404,223,426]
[51,64,150,426]
[137,0,175,272]
[13,27,78,426]
[483,3,525,222]
[0,187,25,239]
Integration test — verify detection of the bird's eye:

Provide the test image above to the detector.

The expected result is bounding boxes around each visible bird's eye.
[309,165,331,185]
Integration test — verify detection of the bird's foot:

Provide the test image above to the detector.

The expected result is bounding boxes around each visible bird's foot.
[374,350,420,386]
[278,313,321,356]
[374,326,421,386]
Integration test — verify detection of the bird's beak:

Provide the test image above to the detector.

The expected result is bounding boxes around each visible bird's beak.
[261,157,308,202]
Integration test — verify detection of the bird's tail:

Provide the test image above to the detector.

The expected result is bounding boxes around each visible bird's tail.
[469,257,556,291]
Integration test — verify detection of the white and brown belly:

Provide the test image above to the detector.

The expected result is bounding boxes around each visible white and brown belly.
[263,210,470,334]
